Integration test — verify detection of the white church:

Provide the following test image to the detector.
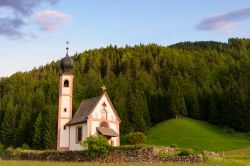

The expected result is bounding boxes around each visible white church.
[57,48,121,151]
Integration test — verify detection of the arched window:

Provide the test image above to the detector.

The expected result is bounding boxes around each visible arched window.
[100,122,109,128]
[101,110,107,119]
[64,79,69,87]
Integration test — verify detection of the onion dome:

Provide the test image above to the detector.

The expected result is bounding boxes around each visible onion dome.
[60,42,73,73]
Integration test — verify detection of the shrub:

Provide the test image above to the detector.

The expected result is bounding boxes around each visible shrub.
[177,149,194,156]
[21,143,30,150]
[80,135,111,157]
[247,131,250,140]
[226,128,235,133]
[124,132,146,145]
[5,147,22,156]
[170,144,177,148]
[0,142,3,157]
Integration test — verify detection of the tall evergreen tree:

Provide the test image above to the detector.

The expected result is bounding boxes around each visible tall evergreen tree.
[33,113,42,149]
[0,100,17,146]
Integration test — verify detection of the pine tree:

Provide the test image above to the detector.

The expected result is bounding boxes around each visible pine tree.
[33,113,42,149]
[42,106,57,149]
[167,77,187,118]
[0,100,17,147]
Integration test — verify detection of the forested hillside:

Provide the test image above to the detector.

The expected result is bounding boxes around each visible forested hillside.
[0,38,250,149]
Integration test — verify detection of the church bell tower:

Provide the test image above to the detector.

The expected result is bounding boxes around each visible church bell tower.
[57,42,74,151]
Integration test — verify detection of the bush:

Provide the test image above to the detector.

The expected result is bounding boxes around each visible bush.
[170,144,177,148]
[80,135,111,157]
[0,142,3,157]
[5,147,22,156]
[247,132,250,140]
[21,143,30,150]
[124,132,146,145]
[226,128,235,133]
[177,149,194,156]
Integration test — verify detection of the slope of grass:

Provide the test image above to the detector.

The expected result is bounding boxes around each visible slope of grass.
[147,118,250,152]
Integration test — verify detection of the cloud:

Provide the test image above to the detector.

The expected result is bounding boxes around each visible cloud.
[0,0,59,39]
[34,10,70,31]
[196,7,250,31]
[0,16,25,38]
[0,0,58,16]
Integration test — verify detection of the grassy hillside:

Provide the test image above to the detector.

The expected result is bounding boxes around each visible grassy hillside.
[147,118,250,152]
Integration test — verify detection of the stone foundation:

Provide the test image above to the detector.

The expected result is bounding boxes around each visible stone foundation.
[2,147,203,163]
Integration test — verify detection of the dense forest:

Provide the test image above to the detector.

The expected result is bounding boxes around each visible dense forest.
[1,38,250,149]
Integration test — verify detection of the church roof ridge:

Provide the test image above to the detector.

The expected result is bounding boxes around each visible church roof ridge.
[67,92,121,126]
[66,94,102,126]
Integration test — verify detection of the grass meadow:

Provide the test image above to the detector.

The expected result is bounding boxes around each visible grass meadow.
[147,118,250,152]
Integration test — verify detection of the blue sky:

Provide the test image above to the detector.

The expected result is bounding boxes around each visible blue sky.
[1,0,250,77]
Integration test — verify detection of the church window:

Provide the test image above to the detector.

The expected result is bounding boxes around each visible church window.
[102,102,106,108]
[100,122,109,128]
[101,110,107,119]
[64,108,67,112]
[64,125,66,130]
[76,127,82,143]
[64,80,69,87]
[111,140,114,146]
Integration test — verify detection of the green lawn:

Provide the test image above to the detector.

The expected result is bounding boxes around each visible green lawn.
[147,118,250,152]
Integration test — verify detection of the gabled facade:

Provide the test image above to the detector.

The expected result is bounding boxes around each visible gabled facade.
[66,92,121,151]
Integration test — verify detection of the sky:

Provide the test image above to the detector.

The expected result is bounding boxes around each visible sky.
[1,0,250,77]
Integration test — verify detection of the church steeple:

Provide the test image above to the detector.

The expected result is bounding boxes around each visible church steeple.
[57,42,74,151]
[60,41,73,73]
[66,41,69,56]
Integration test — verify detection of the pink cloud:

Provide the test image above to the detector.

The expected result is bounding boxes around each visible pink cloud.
[34,10,70,31]
[196,7,250,31]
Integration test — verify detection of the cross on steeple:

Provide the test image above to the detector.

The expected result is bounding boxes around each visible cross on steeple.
[66,41,69,56]
[101,84,107,92]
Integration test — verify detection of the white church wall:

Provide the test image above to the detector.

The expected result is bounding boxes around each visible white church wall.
[109,123,119,146]
[69,123,87,151]
[60,119,70,147]
[61,75,73,95]
[91,95,118,122]
[57,74,73,151]
[90,121,100,136]
[89,94,120,146]
[61,96,70,118]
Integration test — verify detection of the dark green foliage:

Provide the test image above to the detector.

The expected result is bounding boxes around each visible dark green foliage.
[81,135,110,157]
[0,100,17,147]
[32,113,42,149]
[247,132,250,140]
[0,38,250,149]
[170,144,177,148]
[0,142,3,157]
[123,132,146,145]
[177,149,195,156]
[21,143,30,150]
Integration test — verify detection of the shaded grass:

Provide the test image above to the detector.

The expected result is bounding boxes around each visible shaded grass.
[147,118,250,152]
